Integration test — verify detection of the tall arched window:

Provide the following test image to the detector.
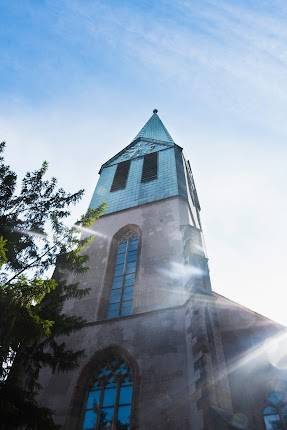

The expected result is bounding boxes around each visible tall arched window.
[106,233,139,319]
[82,354,133,430]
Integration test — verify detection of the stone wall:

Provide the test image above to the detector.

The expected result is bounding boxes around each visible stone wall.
[38,306,191,430]
[62,197,204,323]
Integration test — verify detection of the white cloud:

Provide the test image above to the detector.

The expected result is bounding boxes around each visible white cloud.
[1,0,287,325]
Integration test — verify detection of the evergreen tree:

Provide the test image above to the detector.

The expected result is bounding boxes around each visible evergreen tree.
[0,142,106,429]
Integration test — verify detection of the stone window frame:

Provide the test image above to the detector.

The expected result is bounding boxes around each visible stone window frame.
[65,346,140,430]
[98,225,142,321]
[82,354,132,429]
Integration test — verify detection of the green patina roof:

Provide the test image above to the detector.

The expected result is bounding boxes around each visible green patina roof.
[132,109,174,144]
[100,110,175,171]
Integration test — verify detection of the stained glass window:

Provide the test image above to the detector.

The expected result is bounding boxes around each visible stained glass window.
[263,408,282,430]
[263,391,287,430]
[107,235,139,319]
[82,356,133,430]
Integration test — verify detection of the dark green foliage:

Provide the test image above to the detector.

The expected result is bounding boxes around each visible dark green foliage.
[0,142,106,429]
[0,384,60,430]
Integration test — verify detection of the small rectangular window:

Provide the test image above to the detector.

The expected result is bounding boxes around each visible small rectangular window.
[110,160,131,192]
[141,152,158,183]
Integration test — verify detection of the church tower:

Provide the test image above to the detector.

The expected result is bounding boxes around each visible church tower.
[39,110,287,430]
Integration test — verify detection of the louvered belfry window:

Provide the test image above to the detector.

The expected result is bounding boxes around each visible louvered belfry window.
[110,160,131,192]
[141,152,158,182]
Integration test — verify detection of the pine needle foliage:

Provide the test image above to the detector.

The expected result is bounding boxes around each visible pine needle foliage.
[0,142,106,429]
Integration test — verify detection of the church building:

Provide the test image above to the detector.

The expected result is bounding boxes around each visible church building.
[39,110,287,429]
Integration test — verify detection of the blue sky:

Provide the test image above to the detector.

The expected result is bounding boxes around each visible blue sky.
[1,0,287,324]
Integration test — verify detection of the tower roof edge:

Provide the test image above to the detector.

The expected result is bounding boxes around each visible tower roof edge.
[132,109,175,145]
[99,110,176,173]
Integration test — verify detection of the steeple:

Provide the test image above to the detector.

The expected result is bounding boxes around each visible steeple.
[99,109,176,172]
[90,110,201,231]
[132,109,175,145]
[39,110,282,430]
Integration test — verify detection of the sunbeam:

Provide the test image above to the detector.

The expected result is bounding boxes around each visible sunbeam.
[212,331,287,389]
[73,224,108,239]
[14,227,47,240]
[159,262,205,282]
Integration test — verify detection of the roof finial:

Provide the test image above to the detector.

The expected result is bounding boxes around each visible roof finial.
[153,108,158,114]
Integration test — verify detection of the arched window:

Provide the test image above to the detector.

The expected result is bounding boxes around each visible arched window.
[263,391,287,429]
[263,406,282,429]
[82,354,133,430]
[106,233,139,319]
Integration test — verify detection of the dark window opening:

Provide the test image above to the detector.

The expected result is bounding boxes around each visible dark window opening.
[111,160,131,192]
[141,152,158,183]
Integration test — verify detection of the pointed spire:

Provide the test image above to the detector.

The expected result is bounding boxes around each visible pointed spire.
[133,109,175,145]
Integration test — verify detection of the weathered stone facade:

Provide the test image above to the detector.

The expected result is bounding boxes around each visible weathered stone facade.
[39,111,287,429]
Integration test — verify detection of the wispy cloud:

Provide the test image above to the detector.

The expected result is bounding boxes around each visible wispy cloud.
[1,0,287,325]
[40,0,287,134]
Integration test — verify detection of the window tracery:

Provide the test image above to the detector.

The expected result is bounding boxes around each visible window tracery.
[263,391,287,429]
[106,232,139,319]
[82,355,133,430]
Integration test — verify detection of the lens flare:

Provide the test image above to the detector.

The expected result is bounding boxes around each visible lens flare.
[159,262,204,283]
[14,228,47,239]
[211,331,287,391]
[73,224,107,239]
[264,332,287,369]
